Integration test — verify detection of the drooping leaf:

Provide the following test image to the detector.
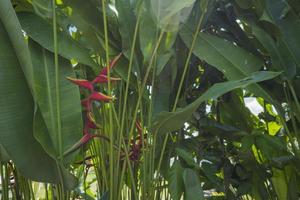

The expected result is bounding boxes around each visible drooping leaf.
[152,71,280,134]
[180,25,280,109]
[18,12,97,69]
[180,27,262,79]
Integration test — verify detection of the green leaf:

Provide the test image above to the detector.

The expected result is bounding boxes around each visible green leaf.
[18,12,97,68]
[29,39,83,161]
[168,161,184,200]
[183,168,204,200]
[180,27,263,78]
[152,71,280,134]
[0,0,67,184]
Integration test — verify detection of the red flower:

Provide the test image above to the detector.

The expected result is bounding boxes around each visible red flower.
[64,53,122,157]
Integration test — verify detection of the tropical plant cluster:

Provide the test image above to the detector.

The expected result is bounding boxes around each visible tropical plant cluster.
[0,0,300,199]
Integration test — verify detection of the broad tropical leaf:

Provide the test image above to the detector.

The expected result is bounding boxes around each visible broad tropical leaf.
[0,0,79,188]
[0,17,58,183]
[180,25,281,108]
[152,71,280,134]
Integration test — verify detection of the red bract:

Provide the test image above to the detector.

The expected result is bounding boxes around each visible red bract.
[99,53,122,76]
[63,134,97,157]
[64,53,122,158]
[89,92,114,102]
[86,112,98,129]
[66,77,94,91]
[92,75,121,84]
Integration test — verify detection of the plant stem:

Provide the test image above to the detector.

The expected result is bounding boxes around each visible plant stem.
[101,1,115,199]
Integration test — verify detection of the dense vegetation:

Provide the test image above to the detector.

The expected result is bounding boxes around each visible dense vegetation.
[0,0,300,199]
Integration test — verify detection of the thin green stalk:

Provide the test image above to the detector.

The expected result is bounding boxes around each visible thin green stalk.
[101,1,115,199]
[117,12,142,193]
[52,0,65,196]
[118,31,165,199]
[172,2,207,111]
[119,11,141,138]
[127,31,165,147]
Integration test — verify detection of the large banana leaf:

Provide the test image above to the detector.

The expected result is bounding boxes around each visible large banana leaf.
[0,0,79,187]
[152,71,280,134]
[0,19,59,183]
[29,39,83,162]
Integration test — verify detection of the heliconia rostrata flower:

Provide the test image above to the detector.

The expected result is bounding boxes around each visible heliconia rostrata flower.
[64,53,146,163]
[63,53,122,156]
